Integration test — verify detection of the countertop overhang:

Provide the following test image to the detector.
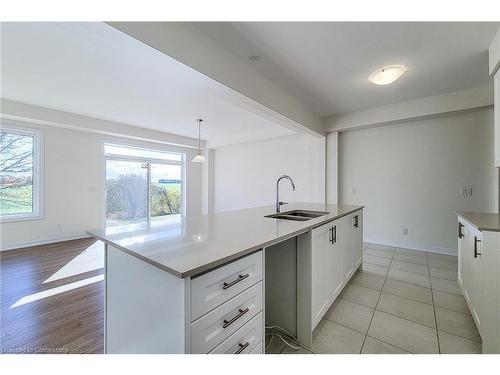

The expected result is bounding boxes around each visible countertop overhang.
[88,203,364,278]
[456,211,500,233]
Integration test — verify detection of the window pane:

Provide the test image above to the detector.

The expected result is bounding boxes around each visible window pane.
[0,131,34,215]
[105,160,148,226]
[104,144,182,161]
[151,164,182,221]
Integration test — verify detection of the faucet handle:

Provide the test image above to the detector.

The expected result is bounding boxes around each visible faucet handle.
[279,201,288,207]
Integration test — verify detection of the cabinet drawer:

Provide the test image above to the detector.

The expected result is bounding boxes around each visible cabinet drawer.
[190,251,263,321]
[190,282,263,353]
[249,341,263,354]
[209,312,263,354]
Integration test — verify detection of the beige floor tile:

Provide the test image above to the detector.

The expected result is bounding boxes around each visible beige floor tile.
[438,331,482,354]
[430,267,458,281]
[387,268,431,288]
[429,259,457,271]
[431,277,461,295]
[368,311,438,354]
[312,319,365,354]
[435,307,481,342]
[365,244,395,252]
[265,334,286,354]
[325,299,374,334]
[428,253,458,264]
[395,248,427,257]
[433,290,470,314]
[350,271,385,291]
[390,260,429,275]
[376,293,435,328]
[363,254,391,267]
[341,284,380,309]
[281,346,314,354]
[364,248,394,259]
[361,336,410,354]
[393,253,428,265]
[361,263,389,277]
[382,279,433,305]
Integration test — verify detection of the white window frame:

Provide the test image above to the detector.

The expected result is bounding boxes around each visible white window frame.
[103,142,185,227]
[0,123,44,222]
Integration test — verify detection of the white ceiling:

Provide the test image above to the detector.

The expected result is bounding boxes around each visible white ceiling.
[195,22,499,116]
[0,22,295,147]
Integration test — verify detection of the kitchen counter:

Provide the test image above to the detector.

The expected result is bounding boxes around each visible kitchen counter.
[456,211,500,233]
[88,202,363,278]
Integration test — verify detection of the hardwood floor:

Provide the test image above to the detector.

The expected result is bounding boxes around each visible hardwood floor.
[0,238,104,354]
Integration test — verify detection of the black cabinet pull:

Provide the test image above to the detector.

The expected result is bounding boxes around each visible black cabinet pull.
[223,274,249,290]
[332,225,337,243]
[235,342,249,354]
[223,308,249,329]
[458,222,464,239]
[474,236,482,258]
[353,215,359,228]
[329,227,334,244]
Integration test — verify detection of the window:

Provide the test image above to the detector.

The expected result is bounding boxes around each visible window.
[0,124,43,222]
[104,143,184,227]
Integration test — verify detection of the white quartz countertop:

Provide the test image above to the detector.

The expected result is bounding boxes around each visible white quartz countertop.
[88,203,364,278]
[456,211,500,233]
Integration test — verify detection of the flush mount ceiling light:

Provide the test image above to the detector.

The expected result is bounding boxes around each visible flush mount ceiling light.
[191,119,207,163]
[368,65,407,85]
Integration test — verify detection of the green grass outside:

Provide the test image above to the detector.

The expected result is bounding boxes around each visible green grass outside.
[0,185,33,215]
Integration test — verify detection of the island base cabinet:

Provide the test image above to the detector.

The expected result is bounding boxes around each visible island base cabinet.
[299,209,363,347]
[457,217,500,353]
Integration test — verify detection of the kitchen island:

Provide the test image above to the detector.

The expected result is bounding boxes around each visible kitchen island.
[88,203,364,354]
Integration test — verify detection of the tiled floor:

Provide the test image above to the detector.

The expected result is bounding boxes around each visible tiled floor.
[267,243,481,354]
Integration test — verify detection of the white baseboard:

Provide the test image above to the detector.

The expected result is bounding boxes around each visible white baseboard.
[0,233,91,252]
[364,239,457,256]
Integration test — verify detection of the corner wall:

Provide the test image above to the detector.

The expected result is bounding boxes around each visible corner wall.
[213,134,325,212]
[335,108,497,254]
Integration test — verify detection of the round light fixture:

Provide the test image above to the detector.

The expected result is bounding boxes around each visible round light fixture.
[368,65,407,85]
[191,119,207,163]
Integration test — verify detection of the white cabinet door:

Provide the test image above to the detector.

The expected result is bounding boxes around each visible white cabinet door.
[341,214,354,283]
[330,222,343,300]
[480,231,500,353]
[461,223,474,306]
[311,223,333,329]
[352,212,363,270]
[457,219,466,288]
[470,227,483,333]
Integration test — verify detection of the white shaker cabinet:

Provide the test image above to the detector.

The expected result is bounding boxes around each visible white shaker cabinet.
[495,72,500,167]
[457,214,500,353]
[309,210,363,331]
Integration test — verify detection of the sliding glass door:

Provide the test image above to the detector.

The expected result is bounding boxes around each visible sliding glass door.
[104,144,184,227]
[105,160,148,226]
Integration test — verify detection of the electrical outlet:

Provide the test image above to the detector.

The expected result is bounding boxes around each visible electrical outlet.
[57,224,63,231]
[460,187,472,197]
[401,227,408,236]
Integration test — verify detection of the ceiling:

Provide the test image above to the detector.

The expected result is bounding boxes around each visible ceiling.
[195,22,499,116]
[0,22,294,147]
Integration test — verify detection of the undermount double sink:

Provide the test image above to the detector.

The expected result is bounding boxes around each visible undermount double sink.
[265,210,329,221]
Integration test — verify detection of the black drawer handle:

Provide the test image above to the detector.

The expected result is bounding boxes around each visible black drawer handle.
[332,225,337,243]
[223,308,249,329]
[235,342,249,354]
[458,222,464,239]
[223,274,249,290]
[474,236,482,258]
[329,226,334,244]
[353,215,359,228]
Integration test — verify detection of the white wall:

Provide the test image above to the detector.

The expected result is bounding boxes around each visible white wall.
[213,134,325,212]
[0,120,203,250]
[335,108,497,254]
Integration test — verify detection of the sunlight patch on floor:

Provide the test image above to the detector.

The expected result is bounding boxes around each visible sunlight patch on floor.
[43,241,104,284]
[10,274,104,308]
